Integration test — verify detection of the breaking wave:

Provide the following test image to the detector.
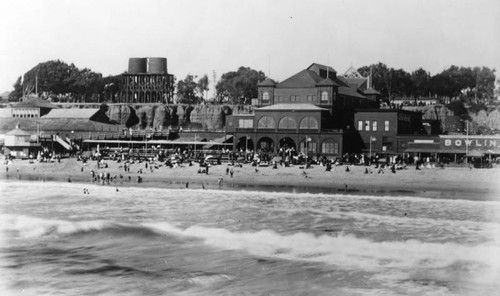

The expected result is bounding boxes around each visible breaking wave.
[3,213,499,272]
[146,222,500,271]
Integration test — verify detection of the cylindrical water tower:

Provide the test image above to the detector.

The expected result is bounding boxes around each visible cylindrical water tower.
[148,57,167,74]
[122,57,174,104]
[128,58,147,73]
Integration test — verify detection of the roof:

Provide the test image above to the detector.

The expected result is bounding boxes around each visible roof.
[354,109,420,114]
[343,66,364,78]
[276,64,367,99]
[277,70,323,88]
[14,96,59,109]
[257,78,277,87]
[363,88,380,95]
[0,91,11,98]
[257,103,327,111]
[344,77,367,89]
[316,78,339,86]
[6,125,31,136]
[404,147,442,153]
[307,63,337,74]
[338,86,365,99]
[43,108,99,119]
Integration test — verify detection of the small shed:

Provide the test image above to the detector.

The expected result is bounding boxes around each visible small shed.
[3,123,40,159]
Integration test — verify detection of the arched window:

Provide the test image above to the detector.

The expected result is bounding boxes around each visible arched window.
[321,91,329,102]
[278,116,297,129]
[299,117,318,129]
[257,116,276,129]
[262,91,269,101]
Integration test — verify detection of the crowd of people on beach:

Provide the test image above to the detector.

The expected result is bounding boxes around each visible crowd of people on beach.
[3,141,497,195]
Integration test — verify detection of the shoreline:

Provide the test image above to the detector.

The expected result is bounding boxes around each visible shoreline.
[1,158,499,201]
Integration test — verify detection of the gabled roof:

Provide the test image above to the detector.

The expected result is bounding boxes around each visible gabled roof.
[343,66,364,79]
[307,63,337,74]
[6,125,31,136]
[316,78,339,86]
[335,76,352,87]
[277,70,323,88]
[257,103,327,111]
[344,77,367,89]
[257,78,277,86]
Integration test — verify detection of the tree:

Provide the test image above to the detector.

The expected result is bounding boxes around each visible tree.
[216,66,266,104]
[390,68,413,98]
[197,74,209,101]
[410,68,430,97]
[472,67,496,101]
[10,76,23,101]
[177,74,202,104]
[428,66,475,99]
[12,60,106,102]
[358,63,393,100]
[446,100,470,121]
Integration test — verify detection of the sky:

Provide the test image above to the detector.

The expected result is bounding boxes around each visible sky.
[1,0,499,94]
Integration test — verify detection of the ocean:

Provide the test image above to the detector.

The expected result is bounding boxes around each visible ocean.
[1,180,499,295]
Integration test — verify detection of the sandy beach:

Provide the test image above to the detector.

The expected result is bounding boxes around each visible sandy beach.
[1,158,499,200]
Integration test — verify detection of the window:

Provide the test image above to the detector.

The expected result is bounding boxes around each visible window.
[384,120,390,131]
[307,95,313,102]
[257,116,276,129]
[382,136,393,151]
[299,117,318,129]
[262,92,269,102]
[278,116,297,129]
[322,140,339,154]
[365,120,370,131]
[290,95,299,102]
[372,121,377,131]
[274,95,283,102]
[357,121,363,131]
[238,119,253,128]
[321,91,329,102]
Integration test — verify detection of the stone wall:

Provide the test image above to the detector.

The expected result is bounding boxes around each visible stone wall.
[107,104,253,130]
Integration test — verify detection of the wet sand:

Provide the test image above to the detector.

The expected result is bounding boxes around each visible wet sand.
[1,158,499,200]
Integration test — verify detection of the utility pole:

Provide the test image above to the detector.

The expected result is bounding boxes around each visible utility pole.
[465,120,469,166]
[212,71,217,100]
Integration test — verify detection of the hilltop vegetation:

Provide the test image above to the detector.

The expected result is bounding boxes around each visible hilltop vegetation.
[9,60,498,107]
[9,60,121,102]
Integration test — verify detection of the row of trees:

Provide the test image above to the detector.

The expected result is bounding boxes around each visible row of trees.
[358,63,496,103]
[9,60,498,105]
[9,60,266,105]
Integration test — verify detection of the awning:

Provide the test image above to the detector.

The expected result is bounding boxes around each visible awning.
[466,150,485,157]
[83,139,232,146]
[404,148,442,153]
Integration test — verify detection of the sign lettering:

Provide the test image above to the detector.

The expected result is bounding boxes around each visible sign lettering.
[440,136,500,153]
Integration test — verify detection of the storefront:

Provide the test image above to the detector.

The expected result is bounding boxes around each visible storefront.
[405,135,500,166]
